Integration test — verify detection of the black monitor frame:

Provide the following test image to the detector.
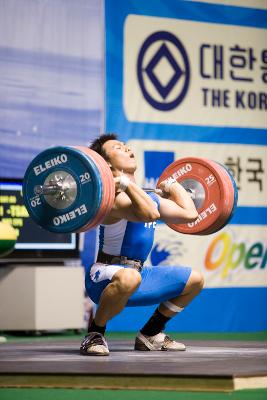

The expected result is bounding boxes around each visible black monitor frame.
[0,177,80,264]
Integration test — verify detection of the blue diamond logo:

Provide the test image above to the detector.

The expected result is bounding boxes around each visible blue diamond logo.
[145,43,184,99]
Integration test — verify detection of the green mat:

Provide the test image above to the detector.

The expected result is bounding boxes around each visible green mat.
[0,388,267,400]
[1,330,267,343]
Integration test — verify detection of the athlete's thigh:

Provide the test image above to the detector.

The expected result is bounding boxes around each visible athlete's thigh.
[85,263,124,304]
[127,265,192,307]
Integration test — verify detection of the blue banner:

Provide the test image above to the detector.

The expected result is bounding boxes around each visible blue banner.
[104,0,267,332]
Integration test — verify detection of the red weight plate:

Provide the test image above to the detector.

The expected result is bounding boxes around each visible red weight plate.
[75,147,112,231]
[197,161,235,235]
[85,149,114,226]
[157,157,234,235]
[74,147,115,231]
[73,147,106,231]
[200,161,234,235]
[89,149,115,226]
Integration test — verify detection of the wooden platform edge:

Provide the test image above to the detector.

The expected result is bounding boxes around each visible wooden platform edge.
[0,374,234,392]
[2,374,266,391]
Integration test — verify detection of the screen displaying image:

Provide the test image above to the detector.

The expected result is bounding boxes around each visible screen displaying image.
[0,178,80,263]
[0,180,76,250]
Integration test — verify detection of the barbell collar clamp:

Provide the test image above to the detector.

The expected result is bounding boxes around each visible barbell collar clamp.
[34,183,66,196]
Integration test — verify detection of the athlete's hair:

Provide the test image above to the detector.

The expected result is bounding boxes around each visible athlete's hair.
[90,133,118,160]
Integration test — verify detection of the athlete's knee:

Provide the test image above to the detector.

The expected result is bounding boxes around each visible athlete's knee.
[188,270,204,292]
[113,268,141,294]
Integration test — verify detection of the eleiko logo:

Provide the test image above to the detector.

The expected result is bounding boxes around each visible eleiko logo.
[137,31,190,111]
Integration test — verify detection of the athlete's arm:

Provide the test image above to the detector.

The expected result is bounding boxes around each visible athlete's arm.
[108,180,160,222]
[158,181,198,224]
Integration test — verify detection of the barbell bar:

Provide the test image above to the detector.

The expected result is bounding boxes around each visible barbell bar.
[22,146,238,234]
[33,184,196,200]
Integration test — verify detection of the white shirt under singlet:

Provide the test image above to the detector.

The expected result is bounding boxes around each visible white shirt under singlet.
[96,192,160,263]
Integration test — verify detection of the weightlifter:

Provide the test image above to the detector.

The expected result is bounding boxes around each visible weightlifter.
[80,134,204,356]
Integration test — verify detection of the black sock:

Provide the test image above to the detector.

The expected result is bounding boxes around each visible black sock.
[88,319,106,335]
[140,308,171,336]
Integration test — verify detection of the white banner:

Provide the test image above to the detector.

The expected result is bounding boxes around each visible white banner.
[148,224,267,288]
[124,15,267,128]
[128,139,267,207]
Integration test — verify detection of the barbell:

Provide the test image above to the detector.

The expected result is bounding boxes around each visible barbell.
[22,146,238,235]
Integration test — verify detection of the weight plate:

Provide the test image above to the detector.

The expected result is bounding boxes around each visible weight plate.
[74,147,107,231]
[23,146,103,233]
[195,160,235,235]
[217,161,238,219]
[199,161,238,235]
[220,162,238,225]
[157,157,234,235]
[74,147,115,231]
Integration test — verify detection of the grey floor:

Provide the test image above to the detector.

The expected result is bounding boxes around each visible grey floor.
[0,339,267,377]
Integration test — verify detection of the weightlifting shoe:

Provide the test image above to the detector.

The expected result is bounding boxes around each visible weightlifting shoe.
[80,332,109,356]
[134,332,186,351]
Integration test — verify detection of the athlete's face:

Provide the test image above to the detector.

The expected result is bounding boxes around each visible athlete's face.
[102,140,137,175]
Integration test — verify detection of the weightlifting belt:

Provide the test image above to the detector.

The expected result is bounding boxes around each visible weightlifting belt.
[97,251,143,271]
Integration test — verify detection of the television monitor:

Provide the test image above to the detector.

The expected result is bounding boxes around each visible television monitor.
[0,178,80,264]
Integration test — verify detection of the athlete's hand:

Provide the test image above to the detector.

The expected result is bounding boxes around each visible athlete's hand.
[114,175,131,194]
[158,177,177,197]
[114,176,122,194]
